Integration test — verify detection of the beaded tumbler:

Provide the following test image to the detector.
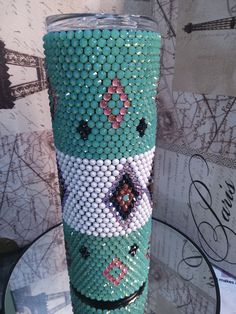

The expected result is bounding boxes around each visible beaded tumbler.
[43,14,161,314]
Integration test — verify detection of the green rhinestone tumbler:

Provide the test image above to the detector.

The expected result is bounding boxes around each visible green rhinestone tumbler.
[43,14,161,314]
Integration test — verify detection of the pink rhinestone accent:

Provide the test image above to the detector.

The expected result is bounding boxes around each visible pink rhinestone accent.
[120,108,126,115]
[108,86,116,94]
[112,122,120,129]
[124,100,130,108]
[103,258,128,286]
[116,86,124,94]
[116,115,123,122]
[99,78,131,129]
[120,93,127,101]
[103,93,111,101]
[108,115,116,123]
[104,108,112,116]
[100,100,107,108]
[112,78,120,86]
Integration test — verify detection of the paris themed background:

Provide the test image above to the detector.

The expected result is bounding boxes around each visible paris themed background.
[0,0,236,293]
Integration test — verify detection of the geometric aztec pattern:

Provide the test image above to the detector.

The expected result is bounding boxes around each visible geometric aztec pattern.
[57,148,155,237]
[44,25,161,313]
[64,219,151,301]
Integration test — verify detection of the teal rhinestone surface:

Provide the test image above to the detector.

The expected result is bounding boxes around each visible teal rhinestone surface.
[64,219,151,302]
[43,29,160,159]
[70,282,148,314]
[44,27,160,314]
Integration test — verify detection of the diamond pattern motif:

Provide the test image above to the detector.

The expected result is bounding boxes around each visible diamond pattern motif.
[103,163,145,227]
[103,258,128,286]
[58,148,154,235]
[110,173,139,220]
[100,78,131,129]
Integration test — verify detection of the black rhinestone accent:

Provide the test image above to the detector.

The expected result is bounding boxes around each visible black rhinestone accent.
[146,239,151,259]
[110,173,139,220]
[129,244,139,256]
[147,161,154,198]
[79,246,90,259]
[57,165,65,203]
[65,240,72,267]
[136,118,147,137]
[77,120,91,140]
[47,78,57,120]
[71,282,146,310]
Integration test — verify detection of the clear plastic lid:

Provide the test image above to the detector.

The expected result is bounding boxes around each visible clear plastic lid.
[46,13,159,33]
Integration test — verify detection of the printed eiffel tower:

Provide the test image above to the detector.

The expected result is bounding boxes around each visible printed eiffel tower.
[184,16,236,33]
[0,40,47,109]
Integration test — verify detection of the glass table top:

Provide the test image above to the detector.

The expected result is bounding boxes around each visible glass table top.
[3,218,220,314]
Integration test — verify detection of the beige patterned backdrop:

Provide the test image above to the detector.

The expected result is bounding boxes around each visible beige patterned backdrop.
[1,0,236,279]
[153,0,236,277]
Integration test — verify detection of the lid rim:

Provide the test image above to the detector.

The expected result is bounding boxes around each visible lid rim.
[46,13,159,33]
